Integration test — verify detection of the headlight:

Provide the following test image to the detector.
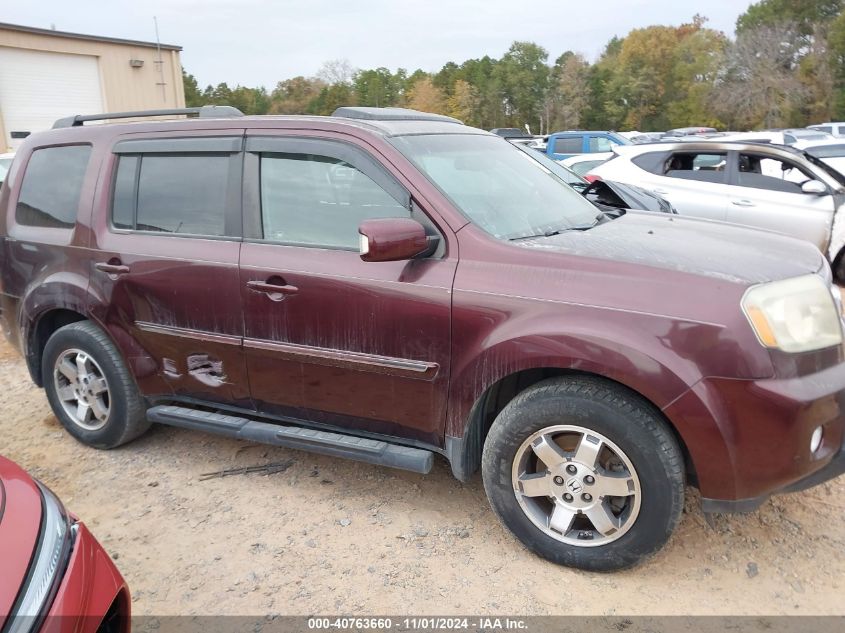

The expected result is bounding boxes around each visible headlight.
[7,481,74,633]
[742,274,843,353]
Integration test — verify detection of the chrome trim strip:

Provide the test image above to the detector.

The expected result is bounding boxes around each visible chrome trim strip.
[243,338,439,380]
[135,321,242,346]
[133,321,439,380]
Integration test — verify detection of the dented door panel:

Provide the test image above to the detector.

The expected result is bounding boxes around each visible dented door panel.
[86,132,251,407]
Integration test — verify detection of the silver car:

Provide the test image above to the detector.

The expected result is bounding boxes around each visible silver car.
[591,142,845,278]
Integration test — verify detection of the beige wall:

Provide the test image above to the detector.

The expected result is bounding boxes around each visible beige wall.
[0,27,185,146]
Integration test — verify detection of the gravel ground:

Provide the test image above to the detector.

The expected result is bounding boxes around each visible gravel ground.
[1,336,843,616]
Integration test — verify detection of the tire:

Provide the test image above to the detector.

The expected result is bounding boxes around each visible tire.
[834,251,845,285]
[42,320,150,449]
[481,375,684,572]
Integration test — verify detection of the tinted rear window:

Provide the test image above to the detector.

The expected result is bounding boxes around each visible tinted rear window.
[552,137,583,154]
[16,145,91,229]
[111,154,230,236]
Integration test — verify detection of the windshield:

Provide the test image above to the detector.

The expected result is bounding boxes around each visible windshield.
[796,132,830,141]
[511,142,588,191]
[803,151,845,188]
[391,134,601,240]
[807,144,845,159]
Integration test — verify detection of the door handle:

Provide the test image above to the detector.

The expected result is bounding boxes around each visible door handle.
[247,278,298,301]
[731,199,756,207]
[95,261,130,275]
[652,188,669,195]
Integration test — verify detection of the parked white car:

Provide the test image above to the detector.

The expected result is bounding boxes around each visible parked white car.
[808,122,845,137]
[794,139,845,176]
[591,142,845,276]
[558,152,614,177]
[712,130,831,146]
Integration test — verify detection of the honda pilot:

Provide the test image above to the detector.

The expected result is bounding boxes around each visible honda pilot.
[1,106,844,571]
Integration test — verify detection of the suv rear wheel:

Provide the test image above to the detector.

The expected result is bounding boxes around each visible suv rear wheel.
[481,376,684,571]
[42,321,150,448]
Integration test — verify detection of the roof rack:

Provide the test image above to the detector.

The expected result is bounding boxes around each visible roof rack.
[332,107,462,125]
[52,105,244,129]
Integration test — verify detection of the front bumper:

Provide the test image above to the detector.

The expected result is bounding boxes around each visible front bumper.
[664,358,845,512]
[701,435,845,513]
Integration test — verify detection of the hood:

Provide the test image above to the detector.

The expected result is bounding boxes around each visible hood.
[599,181,673,214]
[0,456,42,629]
[520,211,824,285]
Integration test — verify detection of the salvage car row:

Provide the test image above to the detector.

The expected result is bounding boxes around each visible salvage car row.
[2,105,845,631]
[498,125,845,278]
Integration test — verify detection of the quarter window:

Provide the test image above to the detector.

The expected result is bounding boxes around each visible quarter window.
[16,145,91,229]
[111,154,231,236]
[259,153,408,249]
[664,152,727,184]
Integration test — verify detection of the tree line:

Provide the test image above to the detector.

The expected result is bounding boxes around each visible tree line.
[183,0,845,133]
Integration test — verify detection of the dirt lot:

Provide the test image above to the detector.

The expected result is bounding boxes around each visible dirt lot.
[1,336,843,616]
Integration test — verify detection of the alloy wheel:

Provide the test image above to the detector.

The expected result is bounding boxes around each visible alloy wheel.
[53,348,111,431]
[511,424,641,547]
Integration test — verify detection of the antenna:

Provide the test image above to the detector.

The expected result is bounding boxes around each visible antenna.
[153,16,167,103]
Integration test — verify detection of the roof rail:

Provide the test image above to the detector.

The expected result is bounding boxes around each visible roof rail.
[52,105,244,129]
[332,106,462,125]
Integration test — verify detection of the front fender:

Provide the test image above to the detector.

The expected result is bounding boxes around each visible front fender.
[445,309,750,490]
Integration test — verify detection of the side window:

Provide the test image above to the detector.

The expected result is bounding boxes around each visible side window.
[552,137,582,154]
[259,153,409,249]
[588,136,613,153]
[818,126,833,134]
[664,152,727,183]
[111,154,231,236]
[737,154,814,193]
[16,145,91,229]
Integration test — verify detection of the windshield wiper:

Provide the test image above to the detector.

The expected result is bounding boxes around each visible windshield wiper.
[509,217,601,241]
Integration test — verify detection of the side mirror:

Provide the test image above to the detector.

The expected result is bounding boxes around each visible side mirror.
[802,180,828,195]
[358,218,429,262]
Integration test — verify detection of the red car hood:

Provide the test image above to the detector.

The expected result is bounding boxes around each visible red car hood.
[0,455,42,625]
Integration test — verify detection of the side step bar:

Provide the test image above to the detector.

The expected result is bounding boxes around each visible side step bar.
[147,405,434,474]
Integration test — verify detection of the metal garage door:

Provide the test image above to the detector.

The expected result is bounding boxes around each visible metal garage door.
[0,47,104,150]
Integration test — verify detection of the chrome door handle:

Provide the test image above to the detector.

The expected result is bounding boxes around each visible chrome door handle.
[247,278,298,301]
[731,199,755,207]
[95,262,130,275]
[652,188,669,195]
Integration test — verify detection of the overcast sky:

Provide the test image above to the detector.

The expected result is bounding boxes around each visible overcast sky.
[3,0,755,88]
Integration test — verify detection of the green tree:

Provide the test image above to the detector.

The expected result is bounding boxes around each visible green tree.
[737,0,843,38]
[268,76,324,114]
[353,68,405,107]
[307,83,356,115]
[545,51,590,131]
[665,26,728,128]
[494,42,550,131]
[182,69,203,107]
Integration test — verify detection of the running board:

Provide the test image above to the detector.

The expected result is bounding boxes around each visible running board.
[146,405,434,474]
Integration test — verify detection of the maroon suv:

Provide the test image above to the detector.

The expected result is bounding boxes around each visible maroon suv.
[1,106,844,571]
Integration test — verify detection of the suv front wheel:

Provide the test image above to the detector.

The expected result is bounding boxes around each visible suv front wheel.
[42,321,150,449]
[482,376,685,571]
